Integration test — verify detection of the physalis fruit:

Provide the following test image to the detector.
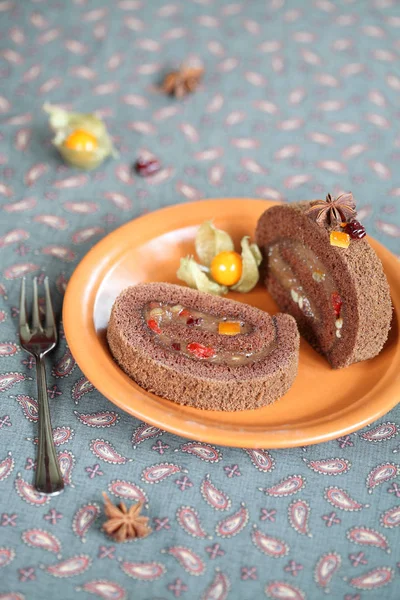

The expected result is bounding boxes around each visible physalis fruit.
[177,221,262,296]
[211,251,242,287]
[43,103,118,170]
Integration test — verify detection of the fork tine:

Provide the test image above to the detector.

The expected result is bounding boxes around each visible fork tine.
[32,277,41,330]
[19,277,28,330]
[44,277,57,338]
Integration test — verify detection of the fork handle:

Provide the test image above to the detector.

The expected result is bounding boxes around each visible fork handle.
[34,356,64,495]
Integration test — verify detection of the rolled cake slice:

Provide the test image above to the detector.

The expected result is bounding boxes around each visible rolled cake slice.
[107,282,299,411]
[255,194,392,369]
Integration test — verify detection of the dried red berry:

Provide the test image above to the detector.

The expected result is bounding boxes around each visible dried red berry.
[332,292,342,318]
[187,342,215,359]
[135,158,161,177]
[187,317,203,326]
[147,319,161,334]
[172,342,181,351]
[344,220,366,239]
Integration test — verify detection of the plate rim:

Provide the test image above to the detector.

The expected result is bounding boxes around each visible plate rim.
[63,197,400,448]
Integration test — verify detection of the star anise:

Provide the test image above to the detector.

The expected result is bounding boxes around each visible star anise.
[102,493,152,542]
[305,192,357,226]
[162,65,204,98]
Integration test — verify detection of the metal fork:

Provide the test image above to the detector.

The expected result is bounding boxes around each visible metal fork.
[19,277,64,495]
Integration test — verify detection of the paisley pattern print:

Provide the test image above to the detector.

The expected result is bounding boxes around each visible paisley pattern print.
[176,506,209,539]
[21,529,61,555]
[1,1,400,598]
[75,410,120,429]
[45,555,92,578]
[119,561,166,581]
[0,453,14,482]
[314,552,342,590]
[200,475,231,511]
[287,499,311,537]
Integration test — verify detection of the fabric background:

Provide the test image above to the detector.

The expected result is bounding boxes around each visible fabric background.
[0,1,399,599]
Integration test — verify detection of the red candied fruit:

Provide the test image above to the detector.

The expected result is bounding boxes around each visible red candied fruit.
[344,220,366,240]
[135,158,161,177]
[178,308,191,318]
[332,292,342,318]
[187,317,203,326]
[172,342,181,351]
[187,342,215,359]
[147,319,162,334]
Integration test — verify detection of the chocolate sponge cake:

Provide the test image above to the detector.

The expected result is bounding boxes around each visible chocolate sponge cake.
[256,194,392,369]
[107,282,299,411]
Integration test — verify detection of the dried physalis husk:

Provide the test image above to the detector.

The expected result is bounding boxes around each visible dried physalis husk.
[231,236,262,293]
[43,103,118,170]
[177,256,228,295]
[195,221,234,267]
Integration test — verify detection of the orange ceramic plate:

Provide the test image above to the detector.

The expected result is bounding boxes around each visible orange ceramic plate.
[63,198,400,448]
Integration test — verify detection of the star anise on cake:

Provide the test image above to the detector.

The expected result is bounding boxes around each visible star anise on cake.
[305,192,356,226]
[162,65,204,98]
[102,493,152,542]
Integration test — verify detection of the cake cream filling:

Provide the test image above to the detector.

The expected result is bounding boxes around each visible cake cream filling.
[268,240,344,344]
[143,302,276,366]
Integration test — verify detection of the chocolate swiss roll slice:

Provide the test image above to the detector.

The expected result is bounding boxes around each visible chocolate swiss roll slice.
[256,193,392,369]
[107,282,299,411]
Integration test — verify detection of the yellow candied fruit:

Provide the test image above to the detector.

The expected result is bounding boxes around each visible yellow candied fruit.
[312,269,326,283]
[330,231,350,249]
[64,129,98,152]
[218,321,241,336]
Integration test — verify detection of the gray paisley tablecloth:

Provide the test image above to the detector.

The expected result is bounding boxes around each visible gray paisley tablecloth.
[0,1,399,599]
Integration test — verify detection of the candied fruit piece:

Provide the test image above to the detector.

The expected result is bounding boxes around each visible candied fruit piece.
[172,342,181,351]
[330,230,350,249]
[147,319,161,334]
[187,342,215,359]
[187,317,203,326]
[312,269,326,283]
[332,292,342,318]
[344,220,367,239]
[219,321,241,336]
[171,304,183,313]
[135,158,161,177]
[178,308,191,318]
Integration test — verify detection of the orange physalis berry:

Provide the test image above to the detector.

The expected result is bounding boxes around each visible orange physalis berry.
[64,129,98,152]
[330,231,350,249]
[218,321,241,336]
[210,251,242,287]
